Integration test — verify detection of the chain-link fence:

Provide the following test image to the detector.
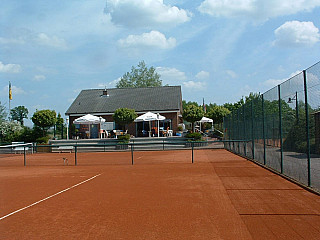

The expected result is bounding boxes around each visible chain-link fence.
[224,61,320,192]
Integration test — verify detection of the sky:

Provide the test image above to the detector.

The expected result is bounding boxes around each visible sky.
[1,0,320,126]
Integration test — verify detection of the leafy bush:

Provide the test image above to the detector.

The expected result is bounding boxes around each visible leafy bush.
[36,136,50,144]
[117,134,130,143]
[185,132,202,141]
[0,121,23,143]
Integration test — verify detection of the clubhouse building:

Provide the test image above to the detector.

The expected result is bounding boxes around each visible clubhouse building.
[65,86,183,138]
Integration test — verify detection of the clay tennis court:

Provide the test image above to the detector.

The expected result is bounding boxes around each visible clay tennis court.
[1,149,319,239]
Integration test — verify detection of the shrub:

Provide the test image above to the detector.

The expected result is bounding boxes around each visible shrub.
[0,121,23,143]
[36,136,50,144]
[117,134,130,143]
[185,132,202,141]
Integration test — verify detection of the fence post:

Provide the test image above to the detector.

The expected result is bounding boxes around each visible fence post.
[74,146,77,166]
[303,70,311,186]
[262,94,266,165]
[278,85,283,174]
[295,91,299,123]
[232,111,235,151]
[131,143,134,165]
[24,146,26,166]
[192,141,194,163]
[251,100,255,159]
[237,108,240,152]
[243,106,246,156]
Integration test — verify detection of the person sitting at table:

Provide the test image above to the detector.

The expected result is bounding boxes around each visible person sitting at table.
[165,127,170,137]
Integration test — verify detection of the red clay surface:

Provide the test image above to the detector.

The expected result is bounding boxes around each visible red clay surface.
[0,149,319,239]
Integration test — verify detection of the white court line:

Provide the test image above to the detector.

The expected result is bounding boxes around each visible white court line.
[0,173,101,221]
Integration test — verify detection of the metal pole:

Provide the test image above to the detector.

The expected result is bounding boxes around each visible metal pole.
[24,146,26,166]
[232,111,235,151]
[243,105,246,156]
[237,108,240,153]
[303,70,311,186]
[295,91,299,123]
[131,144,134,165]
[163,139,165,150]
[192,141,194,163]
[278,85,283,174]
[251,100,255,159]
[262,94,266,165]
[74,146,77,166]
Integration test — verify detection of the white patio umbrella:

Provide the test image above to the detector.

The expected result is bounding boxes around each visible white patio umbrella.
[73,114,105,138]
[73,114,105,124]
[199,116,213,131]
[134,112,165,137]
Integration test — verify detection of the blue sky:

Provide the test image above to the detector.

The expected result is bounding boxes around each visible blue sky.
[1,0,320,126]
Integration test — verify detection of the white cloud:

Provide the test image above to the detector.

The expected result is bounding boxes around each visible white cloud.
[274,21,320,47]
[198,0,320,22]
[199,0,255,18]
[118,31,176,49]
[263,71,302,88]
[35,33,67,49]
[33,75,46,82]
[156,67,187,83]
[226,70,237,78]
[183,81,207,90]
[305,72,320,87]
[0,61,21,73]
[0,37,25,45]
[1,85,26,97]
[11,85,26,95]
[98,78,120,88]
[105,0,191,28]
[196,71,210,80]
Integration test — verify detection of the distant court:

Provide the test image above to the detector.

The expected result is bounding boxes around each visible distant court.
[0,149,319,239]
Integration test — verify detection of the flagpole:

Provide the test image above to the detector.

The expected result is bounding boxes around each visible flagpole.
[9,81,12,120]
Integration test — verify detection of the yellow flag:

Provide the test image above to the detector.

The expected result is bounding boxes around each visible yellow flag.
[9,81,12,100]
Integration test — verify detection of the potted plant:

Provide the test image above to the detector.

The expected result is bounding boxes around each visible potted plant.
[184,132,208,147]
[116,134,130,150]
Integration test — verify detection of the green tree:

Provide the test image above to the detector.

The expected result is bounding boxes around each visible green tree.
[0,101,6,122]
[113,108,137,131]
[207,105,231,124]
[116,61,162,88]
[182,100,199,110]
[55,113,64,134]
[223,98,245,112]
[182,104,204,132]
[10,106,28,126]
[0,121,23,143]
[31,110,57,136]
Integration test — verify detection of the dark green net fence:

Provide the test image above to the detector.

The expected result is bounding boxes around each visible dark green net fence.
[224,61,320,192]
